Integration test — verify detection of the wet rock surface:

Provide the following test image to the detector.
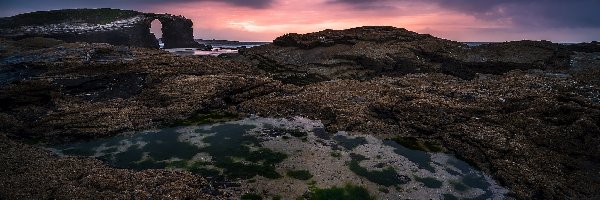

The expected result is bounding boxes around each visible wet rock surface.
[0,26,600,199]
[48,117,509,199]
[0,134,226,199]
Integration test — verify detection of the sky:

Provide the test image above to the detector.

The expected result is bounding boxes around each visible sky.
[1,0,599,42]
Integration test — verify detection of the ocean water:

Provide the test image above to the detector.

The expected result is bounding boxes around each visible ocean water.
[463,42,494,47]
[160,42,269,56]
[163,47,239,56]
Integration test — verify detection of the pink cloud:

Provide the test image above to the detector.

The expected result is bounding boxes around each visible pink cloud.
[144,0,595,42]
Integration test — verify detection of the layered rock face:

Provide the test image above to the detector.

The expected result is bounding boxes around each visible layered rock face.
[240,26,584,83]
[0,8,206,49]
[1,26,600,199]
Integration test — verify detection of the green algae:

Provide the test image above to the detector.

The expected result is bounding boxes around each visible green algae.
[171,111,239,126]
[349,153,368,161]
[286,170,313,180]
[241,193,263,200]
[305,184,375,200]
[348,159,409,186]
[330,151,342,158]
[443,194,459,200]
[415,176,443,188]
[54,122,288,180]
[449,180,469,191]
[378,187,390,193]
[199,124,287,179]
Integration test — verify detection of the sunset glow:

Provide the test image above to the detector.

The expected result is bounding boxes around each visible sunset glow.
[1,0,599,42]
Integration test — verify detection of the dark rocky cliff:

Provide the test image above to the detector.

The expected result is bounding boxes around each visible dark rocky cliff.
[0,8,206,49]
[241,26,597,83]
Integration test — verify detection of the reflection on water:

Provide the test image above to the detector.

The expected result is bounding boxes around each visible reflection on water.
[50,116,508,199]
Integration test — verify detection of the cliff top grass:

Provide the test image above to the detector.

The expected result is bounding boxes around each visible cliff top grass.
[0,8,142,28]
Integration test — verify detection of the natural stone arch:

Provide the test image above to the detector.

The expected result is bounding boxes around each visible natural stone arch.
[0,9,206,49]
[142,14,204,49]
[153,14,201,49]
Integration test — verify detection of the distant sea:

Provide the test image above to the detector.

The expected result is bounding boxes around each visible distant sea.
[162,41,577,56]
[463,42,577,47]
[161,40,270,56]
[463,42,493,47]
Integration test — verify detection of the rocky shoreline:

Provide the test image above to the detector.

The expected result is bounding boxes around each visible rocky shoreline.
[1,23,600,199]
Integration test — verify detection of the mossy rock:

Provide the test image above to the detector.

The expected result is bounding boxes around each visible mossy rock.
[172,111,239,126]
[307,184,375,200]
[415,176,443,188]
[287,170,313,180]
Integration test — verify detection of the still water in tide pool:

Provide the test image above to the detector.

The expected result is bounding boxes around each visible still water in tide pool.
[50,117,509,199]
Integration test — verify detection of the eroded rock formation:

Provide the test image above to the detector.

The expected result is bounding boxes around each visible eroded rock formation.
[1,25,600,199]
[0,8,206,49]
[239,26,594,83]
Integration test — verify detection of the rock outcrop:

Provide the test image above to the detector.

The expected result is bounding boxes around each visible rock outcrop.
[0,8,207,49]
[0,135,226,199]
[1,26,600,199]
[240,26,586,83]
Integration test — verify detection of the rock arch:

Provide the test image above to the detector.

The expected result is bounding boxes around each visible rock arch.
[143,14,205,49]
[0,9,207,49]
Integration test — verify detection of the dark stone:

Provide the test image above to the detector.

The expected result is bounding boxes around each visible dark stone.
[151,14,206,49]
[54,73,147,102]
[0,8,208,49]
[242,26,600,81]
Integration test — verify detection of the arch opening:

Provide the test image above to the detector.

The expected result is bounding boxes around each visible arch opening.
[150,19,164,48]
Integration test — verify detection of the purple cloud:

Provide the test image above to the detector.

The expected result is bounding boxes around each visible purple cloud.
[0,0,274,17]
[330,0,600,28]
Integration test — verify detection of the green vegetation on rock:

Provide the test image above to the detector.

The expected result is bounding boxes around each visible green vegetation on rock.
[56,123,288,180]
[415,176,443,188]
[449,180,469,191]
[200,124,288,179]
[349,160,407,186]
[287,170,313,180]
[172,111,239,126]
[378,187,390,193]
[306,184,375,200]
[330,151,341,158]
[443,194,459,200]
